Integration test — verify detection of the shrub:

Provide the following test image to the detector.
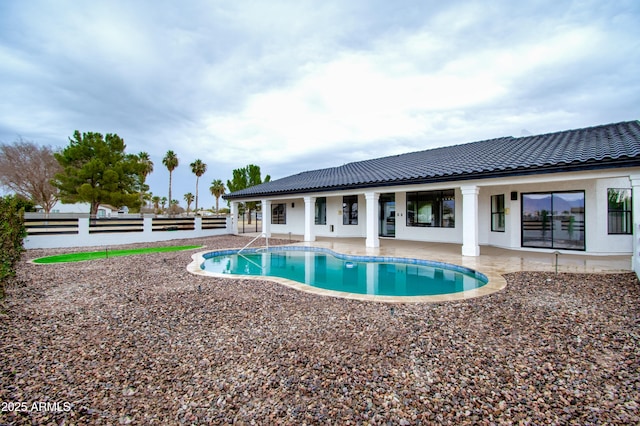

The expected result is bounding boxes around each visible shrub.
[0,195,27,299]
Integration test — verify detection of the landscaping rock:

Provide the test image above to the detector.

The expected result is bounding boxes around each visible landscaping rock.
[1,235,639,424]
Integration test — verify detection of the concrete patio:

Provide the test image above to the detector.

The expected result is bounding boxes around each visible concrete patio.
[235,233,633,302]
[259,234,631,274]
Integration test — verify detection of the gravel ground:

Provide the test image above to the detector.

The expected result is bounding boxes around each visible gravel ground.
[1,235,639,425]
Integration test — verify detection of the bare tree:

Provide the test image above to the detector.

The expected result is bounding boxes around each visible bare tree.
[0,137,61,214]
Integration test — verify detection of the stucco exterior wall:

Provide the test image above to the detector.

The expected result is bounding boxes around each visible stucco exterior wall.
[477,175,632,254]
[594,176,634,254]
[255,169,635,256]
[393,191,464,244]
[269,198,306,236]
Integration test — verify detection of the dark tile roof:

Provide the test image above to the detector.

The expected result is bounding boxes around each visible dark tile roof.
[224,120,640,199]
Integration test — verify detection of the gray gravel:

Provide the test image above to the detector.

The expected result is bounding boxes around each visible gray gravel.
[1,235,639,425]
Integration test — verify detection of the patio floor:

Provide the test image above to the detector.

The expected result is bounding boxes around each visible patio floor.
[239,233,633,302]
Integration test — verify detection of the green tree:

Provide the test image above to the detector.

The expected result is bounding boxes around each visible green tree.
[0,195,27,299]
[52,131,142,216]
[190,159,207,214]
[541,210,549,238]
[209,179,226,214]
[227,164,270,224]
[160,196,168,213]
[11,195,36,213]
[162,150,179,216]
[567,215,575,240]
[184,192,194,214]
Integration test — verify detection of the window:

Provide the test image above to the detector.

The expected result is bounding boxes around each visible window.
[271,203,286,224]
[343,195,358,225]
[521,191,585,250]
[608,188,632,234]
[406,190,455,227]
[491,194,505,232]
[315,197,326,225]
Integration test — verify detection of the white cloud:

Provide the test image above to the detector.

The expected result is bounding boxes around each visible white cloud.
[199,18,613,171]
[1,0,639,199]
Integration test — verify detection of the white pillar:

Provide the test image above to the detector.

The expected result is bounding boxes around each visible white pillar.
[630,175,640,277]
[461,185,480,256]
[262,200,272,237]
[304,196,316,242]
[365,192,380,248]
[230,202,239,235]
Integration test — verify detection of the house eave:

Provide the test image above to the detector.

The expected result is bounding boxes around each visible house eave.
[223,158,640,201]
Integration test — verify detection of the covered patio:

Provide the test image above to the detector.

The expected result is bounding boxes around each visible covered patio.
[244,233,632,299]
[225,121,640,277]
[250,233,630,271]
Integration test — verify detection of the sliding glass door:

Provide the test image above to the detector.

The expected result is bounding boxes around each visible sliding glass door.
[379,193,395,237]
[522,191,585,250]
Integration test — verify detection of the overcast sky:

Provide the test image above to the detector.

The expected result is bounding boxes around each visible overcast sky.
[1,0,639,208]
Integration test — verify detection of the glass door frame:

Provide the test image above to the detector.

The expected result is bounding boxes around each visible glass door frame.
[521,190,585,251]
[379,193,396,237]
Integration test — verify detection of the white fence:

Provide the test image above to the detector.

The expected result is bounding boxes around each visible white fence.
[23,214,231,249]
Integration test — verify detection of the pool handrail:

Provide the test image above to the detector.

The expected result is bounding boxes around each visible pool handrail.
[237,232,269,255]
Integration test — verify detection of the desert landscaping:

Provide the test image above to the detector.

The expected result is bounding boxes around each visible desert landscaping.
[1,235,639,425]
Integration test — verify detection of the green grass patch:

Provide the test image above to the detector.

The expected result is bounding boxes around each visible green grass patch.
[32,245,203,264]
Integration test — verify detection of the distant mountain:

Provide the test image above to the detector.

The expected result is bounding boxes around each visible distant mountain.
[522,193,583,215]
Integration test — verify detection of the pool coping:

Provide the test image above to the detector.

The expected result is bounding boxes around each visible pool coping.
[187,246,507,304]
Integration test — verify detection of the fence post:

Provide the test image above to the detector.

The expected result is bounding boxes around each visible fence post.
[143,216,153,236]
[79,217,90,237]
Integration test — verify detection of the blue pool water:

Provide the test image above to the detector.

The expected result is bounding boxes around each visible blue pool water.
[200,247,488,297]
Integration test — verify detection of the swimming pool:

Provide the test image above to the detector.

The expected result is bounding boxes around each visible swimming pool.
[197,246,488,298]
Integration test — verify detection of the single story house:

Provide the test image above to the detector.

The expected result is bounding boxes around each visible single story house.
[223,120,640,272]
[36,202,120,217]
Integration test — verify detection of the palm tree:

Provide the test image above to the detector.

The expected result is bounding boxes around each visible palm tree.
[209,179,226,214]
[152,195,161,215]
[162,150,179,215]
[141,191,153,212]
[161,196,167,213]
[137,152,154,214]
[171,199,180,214]
[184,192,194,214]
[190,159,207,214]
